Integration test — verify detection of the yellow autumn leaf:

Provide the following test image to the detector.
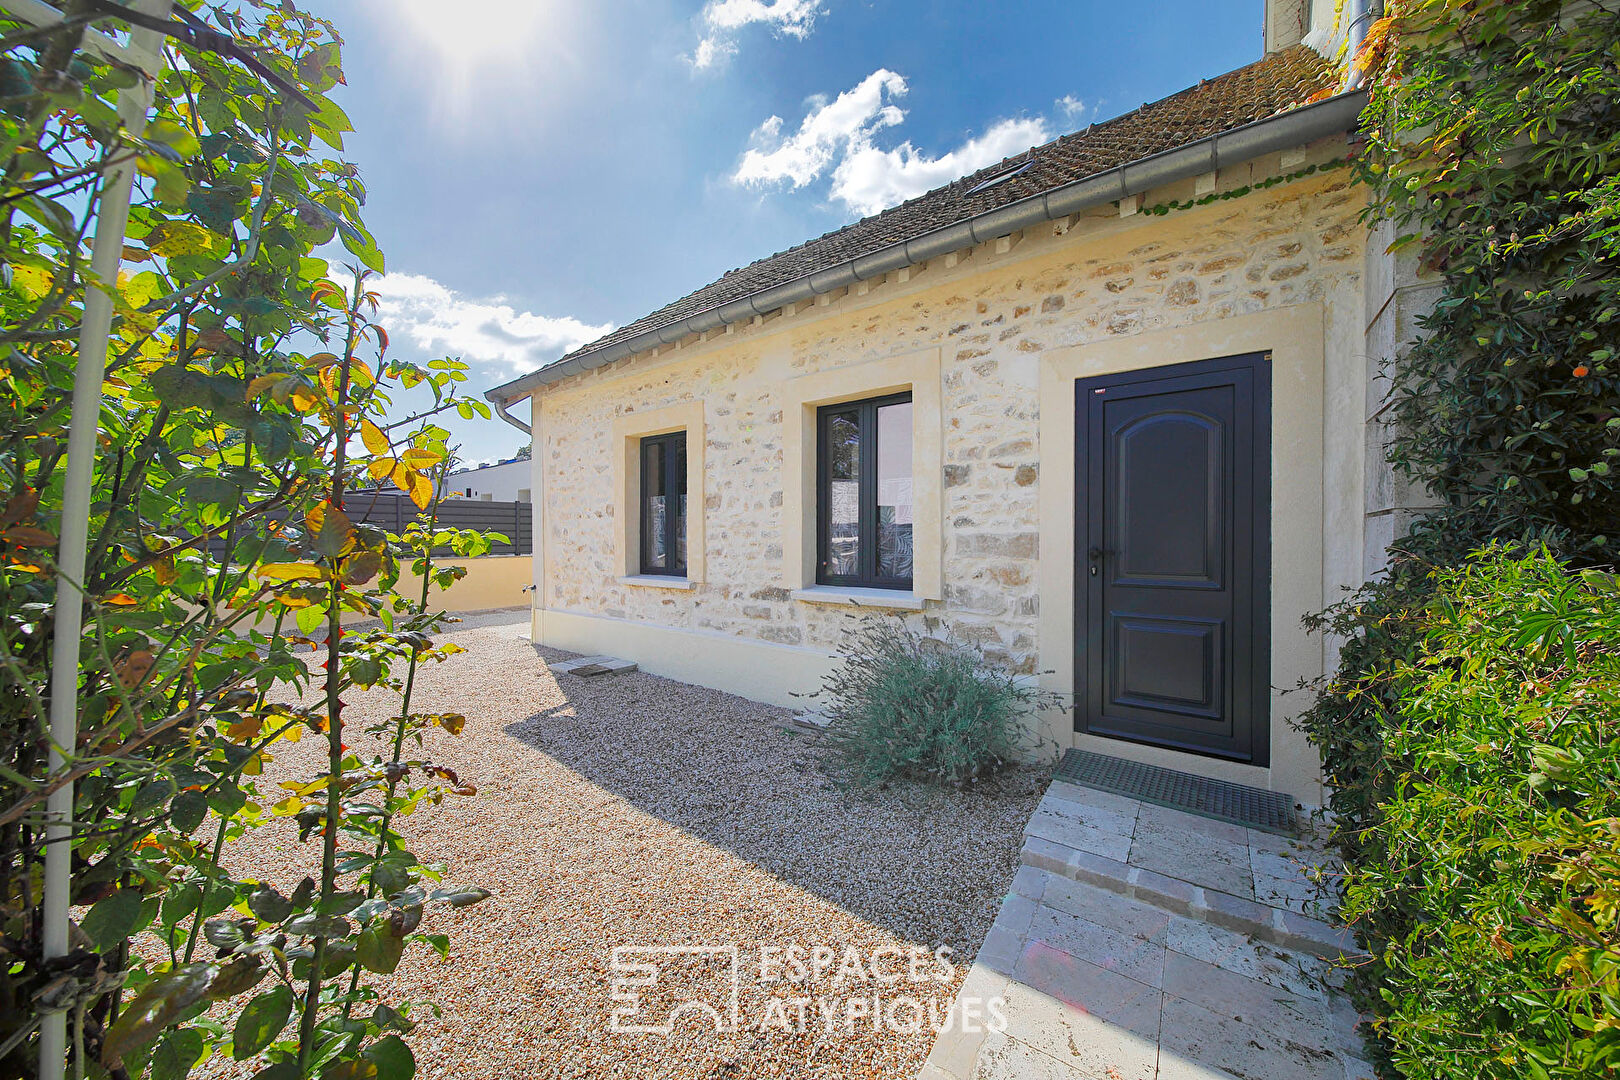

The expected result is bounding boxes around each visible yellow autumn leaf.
[258,562,325,581]
[246,373,284,399]
[360,418,389,455]
[10,265,51,300]
[307,503,357,559]
[146,220,217,258]
[401,446,444,469]
[287,382,321,413]
[271,796,304,816]
[226,715,264,741]
[367,459,395,481]
[406,469,433,510]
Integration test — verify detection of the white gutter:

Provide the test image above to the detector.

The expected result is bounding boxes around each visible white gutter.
[485,87,1367,421]
[37,4,171,1079]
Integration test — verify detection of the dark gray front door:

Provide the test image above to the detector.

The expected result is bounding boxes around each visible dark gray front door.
[1075,353,1270,764]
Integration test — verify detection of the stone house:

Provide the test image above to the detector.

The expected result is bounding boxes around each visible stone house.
[486,2,1427,805]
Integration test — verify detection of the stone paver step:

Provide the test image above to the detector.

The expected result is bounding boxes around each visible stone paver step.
[921,776,1373,1080]
[1020,779,1358,961]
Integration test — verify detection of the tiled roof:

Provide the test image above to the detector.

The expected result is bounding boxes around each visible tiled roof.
[546,46,1336,371]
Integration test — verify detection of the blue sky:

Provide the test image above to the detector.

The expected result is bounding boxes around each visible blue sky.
[304,0,1263,466]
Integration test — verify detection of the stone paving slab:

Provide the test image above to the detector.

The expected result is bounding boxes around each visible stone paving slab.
[547,654,638,676]
[923,775,1372,1080]
[1022,779,1356,959]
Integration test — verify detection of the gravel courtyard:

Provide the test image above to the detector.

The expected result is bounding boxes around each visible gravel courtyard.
[215,611,1045,1079]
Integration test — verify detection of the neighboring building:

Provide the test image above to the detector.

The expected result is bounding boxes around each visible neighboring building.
[442,457,531,502]
[486,0,1425,805]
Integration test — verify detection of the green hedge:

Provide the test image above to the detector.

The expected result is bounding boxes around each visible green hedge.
[1338,549,1620,1079]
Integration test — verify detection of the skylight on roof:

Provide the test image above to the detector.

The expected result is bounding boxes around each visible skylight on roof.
[965,159,1034,196]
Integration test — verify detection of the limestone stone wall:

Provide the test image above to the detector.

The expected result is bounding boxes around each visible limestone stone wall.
[532,155,1368,684]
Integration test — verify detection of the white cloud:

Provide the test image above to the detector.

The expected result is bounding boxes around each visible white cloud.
[691,0,823,69]
[732,69,1050,217]
[831,117,1049,216]
[735,70,908,189]
[1056,95,1089,121]
[363,272,612,376]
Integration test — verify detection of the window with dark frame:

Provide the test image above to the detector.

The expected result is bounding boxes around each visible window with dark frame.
[816,392,914,590]
[639,431,687,576]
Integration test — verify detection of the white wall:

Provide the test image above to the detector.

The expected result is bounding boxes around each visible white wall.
[444,458,531,502]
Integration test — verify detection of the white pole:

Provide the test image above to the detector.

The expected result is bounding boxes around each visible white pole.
[38,4,170,1078]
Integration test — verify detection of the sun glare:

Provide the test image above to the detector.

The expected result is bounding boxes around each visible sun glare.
[387,0,559,70]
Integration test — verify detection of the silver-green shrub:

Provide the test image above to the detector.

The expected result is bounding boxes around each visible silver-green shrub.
[813,615,1053,785]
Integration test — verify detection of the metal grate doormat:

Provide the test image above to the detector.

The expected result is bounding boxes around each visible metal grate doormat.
[1054,749,1298,835]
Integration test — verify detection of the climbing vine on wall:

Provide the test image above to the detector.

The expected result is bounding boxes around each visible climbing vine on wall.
[1296,1,1620,1076]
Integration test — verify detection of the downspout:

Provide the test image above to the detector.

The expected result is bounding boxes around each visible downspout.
[492,394,531,435]
[485,88,1366,408]
[36,4,171,1079]
[1344,0,1380,89]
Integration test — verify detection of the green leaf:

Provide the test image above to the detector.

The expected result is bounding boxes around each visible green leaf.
[363,1035,415,1080]
[161,883,202,929]
[284,913,351,937]
[207,780,248,818]
[187,185,247,235]
[82,888,146,950]
[248,883,293,924]
[204,918,248,952]
[233,985,293,1061]
[170,789,208,834]
[149,1027,205,1080]
[295,603,328,636]
[339,222,385,274]
[207,955,268,1000]
[181,473,243,509]
[148,364,249,421]
[355,921,404,974]
[102,963,218,1066]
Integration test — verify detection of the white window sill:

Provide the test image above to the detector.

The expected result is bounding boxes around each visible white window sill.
[790,586,925,610]
[618,575,698,590]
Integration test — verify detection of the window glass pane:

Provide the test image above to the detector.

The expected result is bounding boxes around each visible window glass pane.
[671,435,687,571]
[642,439,667,570]
[877,401,913,580]
[827,410,860,577]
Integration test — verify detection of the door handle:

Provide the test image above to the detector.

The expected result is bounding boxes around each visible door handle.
[1087,546,1103,576]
